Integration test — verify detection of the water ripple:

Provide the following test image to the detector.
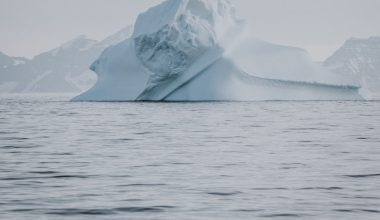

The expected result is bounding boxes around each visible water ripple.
[1,94,380,220]
[344,174,380,178]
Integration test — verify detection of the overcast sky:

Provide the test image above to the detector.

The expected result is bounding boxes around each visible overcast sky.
[1,0,379,61]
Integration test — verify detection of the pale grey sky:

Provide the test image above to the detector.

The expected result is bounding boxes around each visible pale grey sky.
[0,0,379,61]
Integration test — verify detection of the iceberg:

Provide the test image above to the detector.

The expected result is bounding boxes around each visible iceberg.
[73,0,363,101]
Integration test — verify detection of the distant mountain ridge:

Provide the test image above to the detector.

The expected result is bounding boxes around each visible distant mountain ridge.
[0,52,28,69]
[1,31,379,98]
[0,26,132,93]
[324,36,380,99]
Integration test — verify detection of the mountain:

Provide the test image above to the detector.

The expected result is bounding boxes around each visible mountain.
[74,0,362,101]
[0,52,30,92]
[100,26,133,47]
[0,26,132,93]
[324,37,380,99]
[0,52,28,68]
[0,52,16,68]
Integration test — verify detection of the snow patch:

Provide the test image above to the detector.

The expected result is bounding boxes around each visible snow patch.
[12,59,26,66]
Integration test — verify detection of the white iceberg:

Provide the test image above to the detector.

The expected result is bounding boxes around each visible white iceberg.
[73,0,363,101]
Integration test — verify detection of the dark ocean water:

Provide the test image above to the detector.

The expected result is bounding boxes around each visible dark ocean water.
[1,94,380,220]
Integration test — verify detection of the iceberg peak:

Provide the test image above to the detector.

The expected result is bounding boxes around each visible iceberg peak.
[133,0,240,88]
[133,0,238,39]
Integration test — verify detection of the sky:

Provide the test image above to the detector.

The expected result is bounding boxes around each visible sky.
[0,0,379,61]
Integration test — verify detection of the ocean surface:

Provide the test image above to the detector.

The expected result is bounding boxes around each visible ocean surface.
[1,94,380,220]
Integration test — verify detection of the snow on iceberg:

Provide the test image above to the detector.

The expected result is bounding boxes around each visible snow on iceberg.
[73,0,363,101]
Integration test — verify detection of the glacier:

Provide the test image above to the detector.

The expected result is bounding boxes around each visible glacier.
[73,0,364,101]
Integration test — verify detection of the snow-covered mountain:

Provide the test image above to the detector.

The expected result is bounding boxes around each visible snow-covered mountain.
[0,52,13,68]
[74,0,362,101]
[0,52,30,92]
[324,37,380,99]
[0,26,132,93]
[0,52,28,68]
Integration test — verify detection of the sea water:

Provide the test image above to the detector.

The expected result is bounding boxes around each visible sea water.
[1,94,379,220]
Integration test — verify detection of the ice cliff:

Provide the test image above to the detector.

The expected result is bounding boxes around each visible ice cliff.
[73,0,364,101]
